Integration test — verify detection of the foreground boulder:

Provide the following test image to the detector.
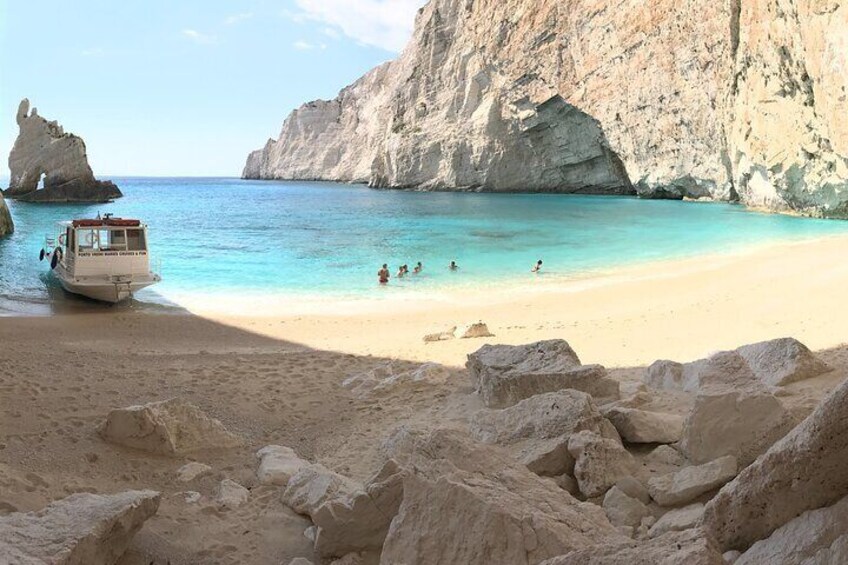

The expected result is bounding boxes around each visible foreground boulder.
[648,456,737,507]
[567,430,639,498]
[539,528,724,564]
[470,390,618,475]
[0,193,12,236]
[679,381,795,466]
[702,378,848,551]
[380,427,624,564]
[603,406,684,444]
[99,398,241,455]
[735,495,848,565]
[311,460,406,558]
[283,463,359,518]
[0,490,159,564]
[6,99,122,202]
[467,340,619,408]
[645,338,830,392]
[649,503,705,538]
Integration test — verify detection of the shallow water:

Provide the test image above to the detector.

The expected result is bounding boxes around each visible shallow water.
[2,177,848,312]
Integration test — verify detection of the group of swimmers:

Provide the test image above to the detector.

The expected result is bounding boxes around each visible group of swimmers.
[377,258,541,284]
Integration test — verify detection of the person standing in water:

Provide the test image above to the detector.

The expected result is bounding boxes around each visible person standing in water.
[449,260,459,271]
[531,259,543,273]
[378,264,390,284]
[413,261,423,274]
[396,265,406,278]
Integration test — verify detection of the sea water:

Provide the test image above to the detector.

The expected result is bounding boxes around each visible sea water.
[2,177,848,313]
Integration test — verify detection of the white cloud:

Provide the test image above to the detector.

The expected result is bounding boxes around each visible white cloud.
[293,40,328,50]
[81,48,104,57]
[291,0,423,52]
[225,12,254,25]
[181,29,216,45]
[322,27,341,40]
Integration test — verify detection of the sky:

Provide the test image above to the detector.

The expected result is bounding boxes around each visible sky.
[0,0,424,177]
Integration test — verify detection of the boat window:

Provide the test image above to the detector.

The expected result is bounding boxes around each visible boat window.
[126,229,147,251]
[77,228,97,251]
[109,229,127,250]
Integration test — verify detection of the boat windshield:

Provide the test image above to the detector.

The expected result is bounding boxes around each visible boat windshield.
[76,227,146,252]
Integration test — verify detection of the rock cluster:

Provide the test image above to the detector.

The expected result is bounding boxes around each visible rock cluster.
[244,0,848,217]
[6,99,121,203]
[253,335,839,563]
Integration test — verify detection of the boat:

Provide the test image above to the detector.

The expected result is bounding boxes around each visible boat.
[41,214,161,303]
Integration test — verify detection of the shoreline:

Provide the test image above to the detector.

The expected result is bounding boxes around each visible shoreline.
[6,232,846,369]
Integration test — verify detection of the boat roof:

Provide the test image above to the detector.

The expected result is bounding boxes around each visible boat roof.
[58,218,144,228]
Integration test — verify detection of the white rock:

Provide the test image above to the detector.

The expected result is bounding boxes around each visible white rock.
[0,490,159,564]
[603,486,651,528]
[703,377,848,552]
[458,322,494,339]
[99,398,240,455]
[180,491,201,504]
[312,460,405,558]
[735,337,831,387]
[649,504,705,538]
[282,464,358,518]
[470,389,619,476]
[680,383,795,466]
[467,340,619,408]
[288,559,314,565]
[733,494,848,564]
[423,327,456,342]
[645,339,830,392]
[0,193,12,236]
[380,427,624,564]
[342,362,453,398]
[255,445,310,486]
[648,456,737,507]
[568,430,639,498]
[603,407,684,444]
[214,479,249,509]
[176,462,211,482]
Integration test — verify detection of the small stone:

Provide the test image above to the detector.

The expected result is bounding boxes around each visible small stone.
[459,322,494,339]
[423,327,456,342]
[568,430,639,498]
[604,407,684,444]
[616,476,651,505]
[288,559,314,565]
[649,503,705,538]
[603,486,651,528]
[724,550,741,563]
[648,456,737,507]
[646,445,686,467]
[214,479,249,509]
[176,462,212,482]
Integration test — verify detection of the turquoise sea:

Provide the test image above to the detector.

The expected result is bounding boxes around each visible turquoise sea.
[2,177,848,313]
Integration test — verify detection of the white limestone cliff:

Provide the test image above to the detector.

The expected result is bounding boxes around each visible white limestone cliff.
[6,99,122,203]
[244,0,848,217]
[0,193,12,236]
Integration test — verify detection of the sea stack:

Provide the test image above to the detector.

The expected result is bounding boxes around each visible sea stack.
[5,99,122,203]
[244,0,848,217]
[0,192,12,235]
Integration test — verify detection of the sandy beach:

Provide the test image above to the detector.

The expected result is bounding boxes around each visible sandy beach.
[199,233,848,368]
[3,234,848,563]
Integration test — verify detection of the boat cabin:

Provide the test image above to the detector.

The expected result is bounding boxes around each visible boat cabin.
[50,217,151,278]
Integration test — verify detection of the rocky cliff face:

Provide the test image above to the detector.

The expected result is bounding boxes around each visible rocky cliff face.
[0,193,12,236]
[6,99,122,203]
[245,0,848,217]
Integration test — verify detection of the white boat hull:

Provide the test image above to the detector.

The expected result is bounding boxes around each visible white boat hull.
[56,271,161,303]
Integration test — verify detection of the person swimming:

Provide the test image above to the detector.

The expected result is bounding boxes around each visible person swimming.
[378,264,390,284]
[413,261,423,274]
[449,260,459,271]
[531,259,543,273]
[396,265,406,278]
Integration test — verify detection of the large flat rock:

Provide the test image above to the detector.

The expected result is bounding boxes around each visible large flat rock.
[467,340,619,408]
[0,490,160,565]
[380,427,624,564]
